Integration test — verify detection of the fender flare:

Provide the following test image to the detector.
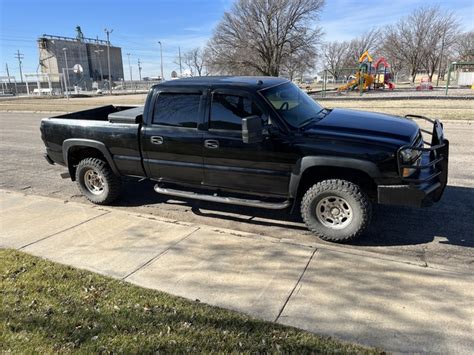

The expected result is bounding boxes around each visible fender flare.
[62,139,120,179]
[288,156,382,198]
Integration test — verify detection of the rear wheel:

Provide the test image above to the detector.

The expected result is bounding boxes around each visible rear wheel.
[75,157,121,205]
[301,179,371,242]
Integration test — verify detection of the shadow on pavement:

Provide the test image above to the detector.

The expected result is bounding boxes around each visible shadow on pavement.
[117,179,473,248]
[358,185,474,248]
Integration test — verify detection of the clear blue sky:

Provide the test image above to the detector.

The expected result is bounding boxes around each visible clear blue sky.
[1,0,472,80]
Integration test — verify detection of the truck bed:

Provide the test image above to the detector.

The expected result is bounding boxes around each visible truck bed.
[52,105,143,123]
[41,105,145,177]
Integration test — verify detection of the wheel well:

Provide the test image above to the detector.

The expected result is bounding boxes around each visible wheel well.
[67,146,107,181]
[297,166,377,200]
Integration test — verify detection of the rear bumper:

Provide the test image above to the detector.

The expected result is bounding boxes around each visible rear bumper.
[378,115,449,208]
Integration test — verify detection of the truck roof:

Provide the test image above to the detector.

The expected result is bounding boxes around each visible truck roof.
[155,76,289,90]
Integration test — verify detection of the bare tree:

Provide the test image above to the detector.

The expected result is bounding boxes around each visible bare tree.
[207,0,325,76]
[454,31,474,62]
[379,39,406,81]
[183,47,207,76]
[423,10,460,82]
[345,28,381,64]
[321,40,349,80]
[281,48,316,80]
[321,29,381,81]
[382,6,460,83]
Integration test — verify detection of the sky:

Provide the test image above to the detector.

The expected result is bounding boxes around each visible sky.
[0,0,473,80]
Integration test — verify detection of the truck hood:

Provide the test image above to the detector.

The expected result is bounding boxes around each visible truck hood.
[304,108,419,146]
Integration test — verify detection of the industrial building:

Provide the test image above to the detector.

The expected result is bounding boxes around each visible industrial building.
[37,26,124,87]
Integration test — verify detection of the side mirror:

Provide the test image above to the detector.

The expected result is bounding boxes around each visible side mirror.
[242,115,263,144]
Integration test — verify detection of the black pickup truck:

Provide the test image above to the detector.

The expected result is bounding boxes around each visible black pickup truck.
[40,76,449,242]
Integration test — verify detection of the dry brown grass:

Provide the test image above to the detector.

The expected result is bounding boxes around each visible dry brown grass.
[320,99,473,120]
[0,94,472,120]
[0,94,147,113]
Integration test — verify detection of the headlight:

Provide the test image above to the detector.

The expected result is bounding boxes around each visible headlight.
[399,148,422,177]
[399,148,421,163]
[400,149,415,163]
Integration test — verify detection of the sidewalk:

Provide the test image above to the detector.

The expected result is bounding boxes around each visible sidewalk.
[1,189,472,353]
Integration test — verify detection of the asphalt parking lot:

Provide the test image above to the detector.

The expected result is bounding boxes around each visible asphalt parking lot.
[0,112,473,272]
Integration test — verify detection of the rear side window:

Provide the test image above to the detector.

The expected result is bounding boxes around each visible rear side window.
[153,93,201,128]
[210,94,262,130]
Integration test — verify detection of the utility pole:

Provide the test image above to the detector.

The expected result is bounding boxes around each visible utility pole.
[158,41,164,81]
[62,48,69,91]
[5,63,11,83]
[436,30,446,87]
[178,46,182,76]
[126,53,133,89]
[104,28,113,94]
[14,50,24,83]
[137,59,142,81]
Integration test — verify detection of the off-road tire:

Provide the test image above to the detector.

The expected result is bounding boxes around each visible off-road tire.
[301,179,371,242]
[75,157,121,205]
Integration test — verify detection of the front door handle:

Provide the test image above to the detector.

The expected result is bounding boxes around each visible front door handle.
[204,139,219,149]
[151,136,164,145]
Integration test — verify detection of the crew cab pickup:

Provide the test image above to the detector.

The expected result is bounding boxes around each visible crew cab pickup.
[40,76,449,242]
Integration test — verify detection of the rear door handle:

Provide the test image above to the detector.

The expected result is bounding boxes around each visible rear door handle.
[204,139,219,149]
[151,136,164,145]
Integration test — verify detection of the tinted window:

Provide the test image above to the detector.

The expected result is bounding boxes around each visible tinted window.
[153,93,201,128]
[210,94,262,130]
[262,82,324,128]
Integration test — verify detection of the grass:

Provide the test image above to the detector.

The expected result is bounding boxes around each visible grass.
[0,94,148,112]
[321,99,473,121]
[0,249,375,353]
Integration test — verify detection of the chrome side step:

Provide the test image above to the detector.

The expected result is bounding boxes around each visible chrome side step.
[154,185,291,210]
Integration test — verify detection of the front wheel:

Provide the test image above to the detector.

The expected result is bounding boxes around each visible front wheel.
[301,179,372,242]
[75,157,121,205]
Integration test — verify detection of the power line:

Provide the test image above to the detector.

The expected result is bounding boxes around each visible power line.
[14,50,24,83]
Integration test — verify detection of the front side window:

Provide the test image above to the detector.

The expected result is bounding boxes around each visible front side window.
[153,93,201,128]
[210,93,262,130]
[261,82,324,128]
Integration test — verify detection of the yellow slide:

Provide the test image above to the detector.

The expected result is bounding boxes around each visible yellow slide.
[338,72,374,92]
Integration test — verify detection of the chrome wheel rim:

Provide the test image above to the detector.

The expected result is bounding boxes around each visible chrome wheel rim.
[315,196,353,230]
[84,169,105,195]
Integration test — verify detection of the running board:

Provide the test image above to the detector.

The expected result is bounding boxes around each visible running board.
[154,185,291,210]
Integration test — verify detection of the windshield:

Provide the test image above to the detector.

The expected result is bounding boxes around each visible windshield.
[261,82,324,128]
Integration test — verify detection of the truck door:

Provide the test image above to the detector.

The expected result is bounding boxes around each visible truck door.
[142,89,204,186]
[202,90,294,196]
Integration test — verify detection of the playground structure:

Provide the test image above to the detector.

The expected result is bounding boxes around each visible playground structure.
[337,51,395,94]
